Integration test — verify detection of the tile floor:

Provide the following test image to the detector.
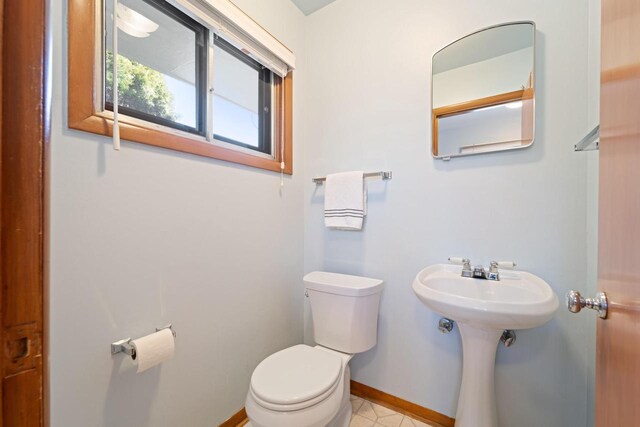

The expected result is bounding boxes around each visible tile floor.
[349,395,435,427]
[240,395,437,427]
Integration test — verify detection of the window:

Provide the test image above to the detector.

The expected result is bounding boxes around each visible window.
[105,0,208,135]
[212,36,273,155]
[68,0,294,174]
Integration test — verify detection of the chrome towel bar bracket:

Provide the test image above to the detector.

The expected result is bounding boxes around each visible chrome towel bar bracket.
[312,171,392,185]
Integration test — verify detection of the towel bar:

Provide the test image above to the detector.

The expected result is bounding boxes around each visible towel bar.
[312,171,392,184]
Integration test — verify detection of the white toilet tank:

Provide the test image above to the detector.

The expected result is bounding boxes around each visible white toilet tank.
[304,271,383,354]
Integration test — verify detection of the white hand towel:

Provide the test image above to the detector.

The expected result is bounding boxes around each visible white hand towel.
[324,171,367,230]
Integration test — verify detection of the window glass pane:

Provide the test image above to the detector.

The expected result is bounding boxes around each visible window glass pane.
[105,0,198,129]
[213,43,261,148]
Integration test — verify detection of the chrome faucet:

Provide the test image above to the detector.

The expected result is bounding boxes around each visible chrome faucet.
[448,257,473,277]
[488,261,500,280]
[449,258,515,281]
[473,262,500,281]
[461,259,473,278]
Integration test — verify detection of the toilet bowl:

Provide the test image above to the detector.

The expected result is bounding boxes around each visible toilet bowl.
[245,345,352,427]
[246,271,384,427]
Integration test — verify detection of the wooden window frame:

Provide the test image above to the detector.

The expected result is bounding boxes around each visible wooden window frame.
[68,0,293,175]
[431,88,534,157]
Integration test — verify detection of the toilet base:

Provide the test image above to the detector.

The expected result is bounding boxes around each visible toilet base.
[246,398,351,427]
[326,370,351,427]
[246,360,352,427]
[326,396,351,427]
[245,389,351,427]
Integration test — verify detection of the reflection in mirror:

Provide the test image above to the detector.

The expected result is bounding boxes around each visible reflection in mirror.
[431,22,535,159]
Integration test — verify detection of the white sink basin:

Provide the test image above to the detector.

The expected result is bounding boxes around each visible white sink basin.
[412,264,558,427]
[412,264,558,330]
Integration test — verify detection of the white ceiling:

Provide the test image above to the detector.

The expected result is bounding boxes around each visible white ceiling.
[113,0,337,84]
[433,23,534,74]
[108,0,197,84]
[290,0,337,15]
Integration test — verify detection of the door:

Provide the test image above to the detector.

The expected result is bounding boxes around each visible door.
[1,0,49,426]
[595,0,640,424]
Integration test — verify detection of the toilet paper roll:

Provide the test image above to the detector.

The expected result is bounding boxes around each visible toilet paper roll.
[131,328,175,373]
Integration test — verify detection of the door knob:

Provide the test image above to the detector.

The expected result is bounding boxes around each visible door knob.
[566,290,608,319]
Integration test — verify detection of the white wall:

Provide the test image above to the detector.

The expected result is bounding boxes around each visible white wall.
[49,0,305,426]
[433,47,533,108]
[302,1,593,426]
[51,0,600,425]
[438,105,523,155]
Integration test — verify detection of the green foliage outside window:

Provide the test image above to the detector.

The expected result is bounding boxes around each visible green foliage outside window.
[105,51,176,121]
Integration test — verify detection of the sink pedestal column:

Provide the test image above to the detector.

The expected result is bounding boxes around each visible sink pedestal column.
[455,323,502,427]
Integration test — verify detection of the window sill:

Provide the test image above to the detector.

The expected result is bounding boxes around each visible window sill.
[69,110,292,174]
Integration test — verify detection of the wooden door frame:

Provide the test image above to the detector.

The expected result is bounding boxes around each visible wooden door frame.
[1,0,50,426]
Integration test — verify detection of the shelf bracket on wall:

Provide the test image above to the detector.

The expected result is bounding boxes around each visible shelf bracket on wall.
[575,125,599,151]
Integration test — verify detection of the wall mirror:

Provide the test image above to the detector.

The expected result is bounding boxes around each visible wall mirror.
[431,22,535,160]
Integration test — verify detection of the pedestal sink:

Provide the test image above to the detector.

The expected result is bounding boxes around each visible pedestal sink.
[412,264,558,427]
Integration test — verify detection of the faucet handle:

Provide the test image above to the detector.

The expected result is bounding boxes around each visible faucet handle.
[449,257,472,278]
[449,257,471,271]
[448,257,471,267]
[489,261,499,273]
[491,261,517,270]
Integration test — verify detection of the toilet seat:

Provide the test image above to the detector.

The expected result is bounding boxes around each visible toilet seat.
[249,345,343,412]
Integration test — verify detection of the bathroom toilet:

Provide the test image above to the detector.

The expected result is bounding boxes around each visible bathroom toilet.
[245,271,384,427]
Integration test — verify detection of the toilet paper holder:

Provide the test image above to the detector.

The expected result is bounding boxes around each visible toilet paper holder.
[111,324,176,359]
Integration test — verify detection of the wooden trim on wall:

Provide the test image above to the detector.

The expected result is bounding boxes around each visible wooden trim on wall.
[0,0,4,420]
[433,89,527,118]
[1,0,49,425]
[43,0,52,424]
[68,0,293,175]
[216,382,454,427]
[431,111,438,156]
[218,408,248,427]
[350,381,455,427]
[281,73,293,175]
[431,88,533,157]
[521,93,534,144]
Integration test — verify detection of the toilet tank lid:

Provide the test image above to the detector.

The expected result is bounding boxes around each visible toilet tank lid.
[303,271,384,296]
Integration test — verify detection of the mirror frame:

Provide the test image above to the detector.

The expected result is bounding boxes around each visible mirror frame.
[431,21,536,160]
